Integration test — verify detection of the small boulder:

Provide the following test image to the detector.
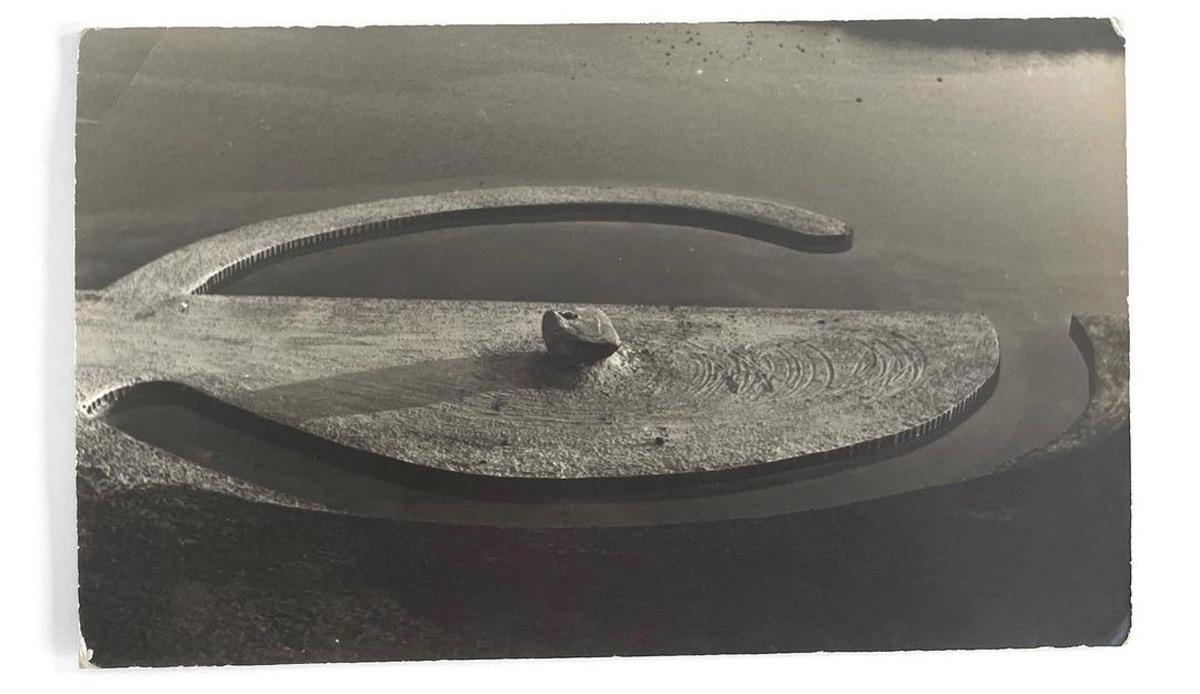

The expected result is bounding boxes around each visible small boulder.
[541,308,621,363]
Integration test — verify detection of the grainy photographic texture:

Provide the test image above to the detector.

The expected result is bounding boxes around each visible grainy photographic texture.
[75,19,1128,666]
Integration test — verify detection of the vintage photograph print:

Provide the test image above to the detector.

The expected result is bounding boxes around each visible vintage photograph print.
[75,19,1128,666]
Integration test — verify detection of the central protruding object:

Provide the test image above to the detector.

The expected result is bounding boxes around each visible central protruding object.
[541,307,622,363]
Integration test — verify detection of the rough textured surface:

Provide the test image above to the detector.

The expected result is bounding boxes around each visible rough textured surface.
[75,311,1124,528]
[76,313,1129,666]
[103,186,853,303]
[541,308,621,363]
[71,28,1128,665]
[79,295,999,479]
[998,314,1129,469]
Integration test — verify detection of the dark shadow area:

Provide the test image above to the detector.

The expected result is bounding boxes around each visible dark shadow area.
[191,203,851,297]
[77,414,1129,665]
[99,368,995,507]
[221,219,874,307]
[246,351,576,420]
[827,18,1124,54]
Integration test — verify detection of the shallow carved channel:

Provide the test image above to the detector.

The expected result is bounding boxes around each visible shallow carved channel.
[76,188,996,484]
[80,297,999,480]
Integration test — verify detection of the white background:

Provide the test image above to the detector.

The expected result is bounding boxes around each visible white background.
[3,0,1196,690]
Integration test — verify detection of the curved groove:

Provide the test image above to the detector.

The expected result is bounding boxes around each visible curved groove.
[1001,313,1129,468]
[92,342,998,502]
[80,380,148,420]
[103,187,853,303]
[77,313,1126,524]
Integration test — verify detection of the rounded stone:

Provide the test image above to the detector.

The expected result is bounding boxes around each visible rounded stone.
[541,307,621,362]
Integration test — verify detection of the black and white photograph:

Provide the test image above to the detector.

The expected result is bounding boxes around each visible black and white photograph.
[8,1,1198,688]
[70,17,1131,666]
